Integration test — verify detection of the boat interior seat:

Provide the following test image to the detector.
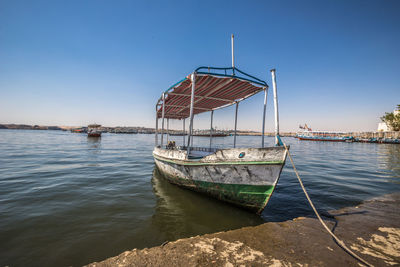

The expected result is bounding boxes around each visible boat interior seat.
[188,150,214,159]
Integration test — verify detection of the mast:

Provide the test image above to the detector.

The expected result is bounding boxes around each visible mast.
[271,69,280,145]
[231,34,235,75]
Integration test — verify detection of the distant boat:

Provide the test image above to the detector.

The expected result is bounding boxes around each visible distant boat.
[169,132,187,136]
[192,131,228,137]
[87,124,101,138]
[359,138,379,143]
[296,128,354,142]
[71,128,86,133]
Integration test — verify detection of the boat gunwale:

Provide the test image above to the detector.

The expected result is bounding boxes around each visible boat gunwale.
[152,151,286,166]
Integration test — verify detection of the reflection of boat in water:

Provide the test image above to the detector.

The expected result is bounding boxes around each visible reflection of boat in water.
[151,168,263,238]
[87,124,101,138]
[152,35,288,214]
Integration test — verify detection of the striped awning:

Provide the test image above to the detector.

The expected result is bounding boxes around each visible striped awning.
[156,73,266,119]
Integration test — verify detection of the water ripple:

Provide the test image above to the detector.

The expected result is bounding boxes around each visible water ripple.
[0,130,399,266]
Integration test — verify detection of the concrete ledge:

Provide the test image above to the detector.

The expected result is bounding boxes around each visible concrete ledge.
[87,193,400,266]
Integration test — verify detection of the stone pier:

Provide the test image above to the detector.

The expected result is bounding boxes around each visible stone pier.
[87,193,400,267]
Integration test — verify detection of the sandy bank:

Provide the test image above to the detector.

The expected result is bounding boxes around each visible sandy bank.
[87,193,400,266]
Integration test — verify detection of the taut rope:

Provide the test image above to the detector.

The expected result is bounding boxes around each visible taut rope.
[282,143,373,267]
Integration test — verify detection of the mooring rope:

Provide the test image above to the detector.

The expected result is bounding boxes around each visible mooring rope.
[282,143,373,267]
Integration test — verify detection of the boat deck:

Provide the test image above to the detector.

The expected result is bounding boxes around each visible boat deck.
[174,146,218,160]
[188,150,214,159]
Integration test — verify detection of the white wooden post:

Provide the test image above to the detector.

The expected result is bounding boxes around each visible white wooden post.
[271,69,280,145]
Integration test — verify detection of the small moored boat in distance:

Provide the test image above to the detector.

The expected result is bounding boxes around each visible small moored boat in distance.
[192,130,229,137]
[87,124,102,138]
[296,124,354,142]
[152,35,288,214]
[169,132,187,136]
[71,128,86,133]
[296,126,354,142]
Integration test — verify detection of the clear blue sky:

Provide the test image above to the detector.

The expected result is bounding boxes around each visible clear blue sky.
[0,0,399,132]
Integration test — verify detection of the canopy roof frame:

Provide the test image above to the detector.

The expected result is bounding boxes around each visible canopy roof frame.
[156,66,268,120]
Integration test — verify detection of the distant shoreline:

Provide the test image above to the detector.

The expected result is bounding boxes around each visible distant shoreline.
[1,124,399,139]
[0,123,292,136]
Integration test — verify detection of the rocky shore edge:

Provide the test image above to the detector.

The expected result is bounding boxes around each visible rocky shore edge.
[87,193,400,266]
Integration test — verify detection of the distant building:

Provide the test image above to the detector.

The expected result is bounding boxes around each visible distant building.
[378,108,400,132]
[378,122,389,132]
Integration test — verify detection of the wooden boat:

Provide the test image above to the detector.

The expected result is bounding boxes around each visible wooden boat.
[192,131,229,137]
[152,35,288,213]
[71,128,86,133]
[296,130,354,142]
[88,124,102,138]
[169,132,187,136]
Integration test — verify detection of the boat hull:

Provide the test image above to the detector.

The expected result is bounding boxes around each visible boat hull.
[153,147,287,213]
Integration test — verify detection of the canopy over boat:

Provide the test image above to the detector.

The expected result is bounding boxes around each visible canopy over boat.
[152,35,287,213]
[156,67,267,120]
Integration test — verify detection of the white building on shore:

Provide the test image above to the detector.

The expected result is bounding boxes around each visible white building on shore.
[378,122,389,132]
[378,109,399,132]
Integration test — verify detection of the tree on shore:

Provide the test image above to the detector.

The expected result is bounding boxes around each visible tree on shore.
[381,104,400,131]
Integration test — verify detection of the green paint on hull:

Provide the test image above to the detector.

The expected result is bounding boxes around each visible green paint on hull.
[153,153,284,166]
[157,168,275,212]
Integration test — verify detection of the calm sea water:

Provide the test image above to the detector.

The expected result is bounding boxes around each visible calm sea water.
[0,129,399,266]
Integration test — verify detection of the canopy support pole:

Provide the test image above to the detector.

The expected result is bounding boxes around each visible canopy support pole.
[187,73,196,157]
[167,118,169,143]
[161,93,165,147]
[209,110,214,149]
[155,107,158,146]
[191,117,194,147]
[271,69,280,145]
[261,87,268,148]
[182,119,185,147]
[234,102,239,148]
